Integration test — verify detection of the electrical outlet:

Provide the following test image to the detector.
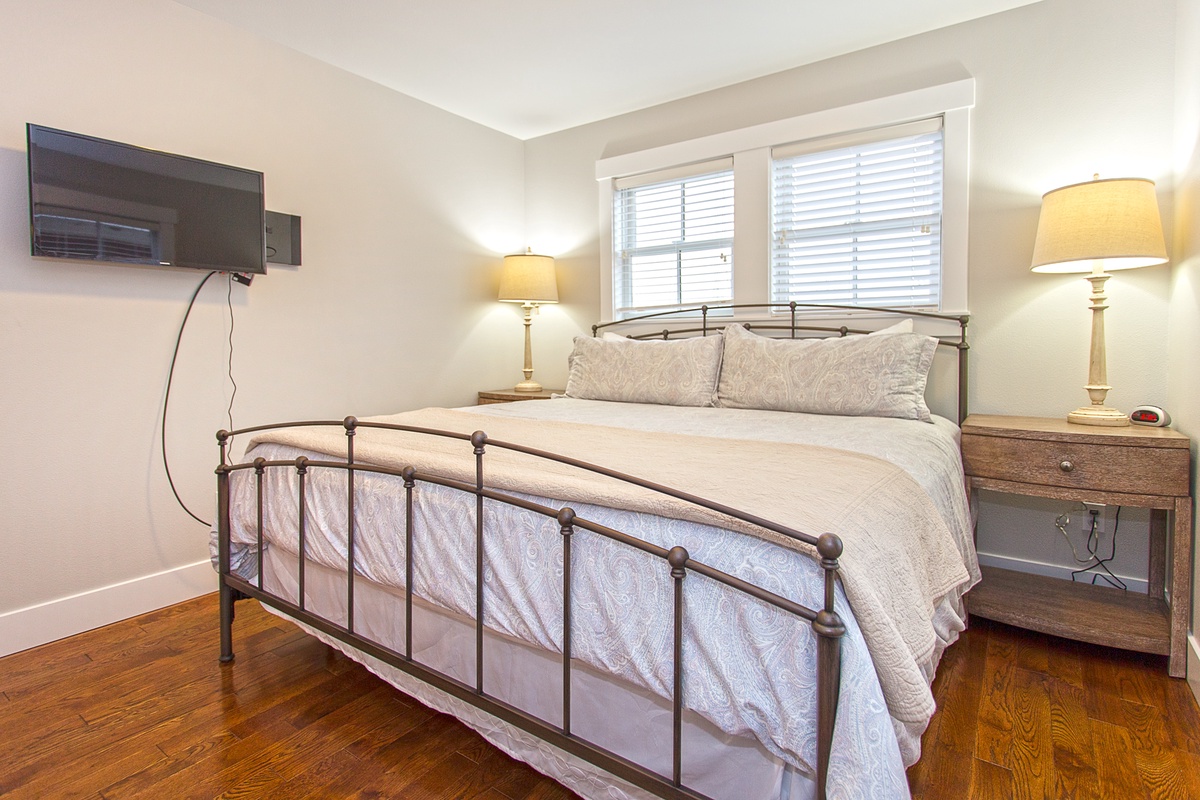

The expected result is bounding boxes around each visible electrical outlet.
[1080,501,1106,539]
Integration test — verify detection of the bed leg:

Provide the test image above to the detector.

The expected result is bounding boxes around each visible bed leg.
[814,626,842,800]
[216,452,235,664]
[219,581,235,663]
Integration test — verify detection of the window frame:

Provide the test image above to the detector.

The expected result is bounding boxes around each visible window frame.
[597,79,973,323]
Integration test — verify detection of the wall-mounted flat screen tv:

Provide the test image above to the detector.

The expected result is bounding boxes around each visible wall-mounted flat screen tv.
[27,124,266,275]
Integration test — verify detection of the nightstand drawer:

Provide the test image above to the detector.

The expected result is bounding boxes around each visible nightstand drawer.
[961,433,1188,496]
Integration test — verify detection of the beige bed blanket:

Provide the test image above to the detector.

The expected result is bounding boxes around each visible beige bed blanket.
[249,406,972,731]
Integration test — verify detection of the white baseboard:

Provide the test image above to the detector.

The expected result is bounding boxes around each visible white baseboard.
[1189,634,1199,701]
[976,551,1149,594]
[0,560,215,658]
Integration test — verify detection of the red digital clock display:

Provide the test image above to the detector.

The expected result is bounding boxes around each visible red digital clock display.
[1129,406,1169,426]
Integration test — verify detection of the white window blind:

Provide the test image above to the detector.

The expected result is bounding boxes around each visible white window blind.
[613,160,734,317]
[771,119,944,309]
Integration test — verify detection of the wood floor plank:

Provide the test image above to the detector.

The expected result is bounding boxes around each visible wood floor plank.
[1047,676,1099,798]
[277,746,364,798]
[1120,698,1195,800]
[975,622,1016,766]
[1007,667,1054,800]
[966,757,1015,800]
[1,739,167,800]
[1089,718,1150,800]
[1164,677,1200,757]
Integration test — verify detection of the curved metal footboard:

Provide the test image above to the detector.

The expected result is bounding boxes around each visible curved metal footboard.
[215,417,845,800]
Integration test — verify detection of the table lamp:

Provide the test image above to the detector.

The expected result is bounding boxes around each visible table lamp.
[1030,175,1168,426]
[498,249,558,392]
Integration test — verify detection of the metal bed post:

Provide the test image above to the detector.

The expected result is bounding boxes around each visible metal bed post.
[668,545,689,788]
[296,457,309,613]
[813,533,845,800]
[254,458,265,592]
[216,429,234,664]
[403,465,416,661]
[472,430,488,694]
[344,417,358,633]
[558,507,576,735]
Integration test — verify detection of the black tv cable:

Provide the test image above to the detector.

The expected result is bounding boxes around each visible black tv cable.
[162,270,239,528]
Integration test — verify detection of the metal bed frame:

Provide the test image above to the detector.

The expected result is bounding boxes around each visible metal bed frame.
[216,303,970,800]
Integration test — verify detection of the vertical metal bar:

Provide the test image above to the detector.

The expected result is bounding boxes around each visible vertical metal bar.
[216,452,234,664]
[296,457,308,613]
[344,417,357,633]
[403,466,416,661]
[790,301,797,338]
[701,304,708,336]
[667,545,689,787]
[813,533,846,800]
[471,431,487,694]
[254,458,265,592]
[558,508,576,734]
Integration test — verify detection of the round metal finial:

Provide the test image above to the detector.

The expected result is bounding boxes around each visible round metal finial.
[470,430,488,449]
[816,532,843,560]
[557,507,576,528]
[253,457,266,472]
[216,429,229,443]
[343,416,358,431]
[667,545,690,574]
[401,465,416,482]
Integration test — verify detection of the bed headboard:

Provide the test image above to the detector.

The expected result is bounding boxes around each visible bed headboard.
[592,302,970,424]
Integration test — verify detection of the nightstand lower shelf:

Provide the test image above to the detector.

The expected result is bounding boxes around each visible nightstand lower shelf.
[969,565,1171,656]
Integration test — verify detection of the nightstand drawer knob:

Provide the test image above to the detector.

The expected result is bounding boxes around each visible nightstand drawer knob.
[1059,459,1075,473]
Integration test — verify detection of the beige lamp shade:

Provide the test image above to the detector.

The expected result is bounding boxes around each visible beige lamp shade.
[499,250,558,303]
[1030,176,1167,273]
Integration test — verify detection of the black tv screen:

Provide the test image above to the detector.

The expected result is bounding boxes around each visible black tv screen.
[27,124,266,274]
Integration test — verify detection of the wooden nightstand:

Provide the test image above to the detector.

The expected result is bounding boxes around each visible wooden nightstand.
[961,414,1193,677]
[477,388,561,405]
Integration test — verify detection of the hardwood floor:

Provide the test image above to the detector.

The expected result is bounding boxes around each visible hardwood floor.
[908,613,1200,799]
[1,593,1197,798]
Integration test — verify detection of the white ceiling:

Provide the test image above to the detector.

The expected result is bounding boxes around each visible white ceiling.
[175,0,1041,140]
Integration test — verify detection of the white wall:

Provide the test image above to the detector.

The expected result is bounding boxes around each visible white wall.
[1169,0,1200,696]
[523,0,1179,586]
[0,0,526,652]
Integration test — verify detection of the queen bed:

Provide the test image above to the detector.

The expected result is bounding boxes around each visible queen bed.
[213,305,978,800]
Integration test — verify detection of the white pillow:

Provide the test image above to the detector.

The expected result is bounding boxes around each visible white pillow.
[565,335,723,407]
[716,324,937,421]
[869,318,914,335]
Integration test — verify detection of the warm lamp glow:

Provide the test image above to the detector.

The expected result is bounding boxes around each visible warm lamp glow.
[1029,175,1167,426]
[498,249,558,393]
[499,251,559,304]
[1031,177,1167,273]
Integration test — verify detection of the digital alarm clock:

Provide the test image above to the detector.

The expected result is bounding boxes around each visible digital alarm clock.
[1129,405,1170,426]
